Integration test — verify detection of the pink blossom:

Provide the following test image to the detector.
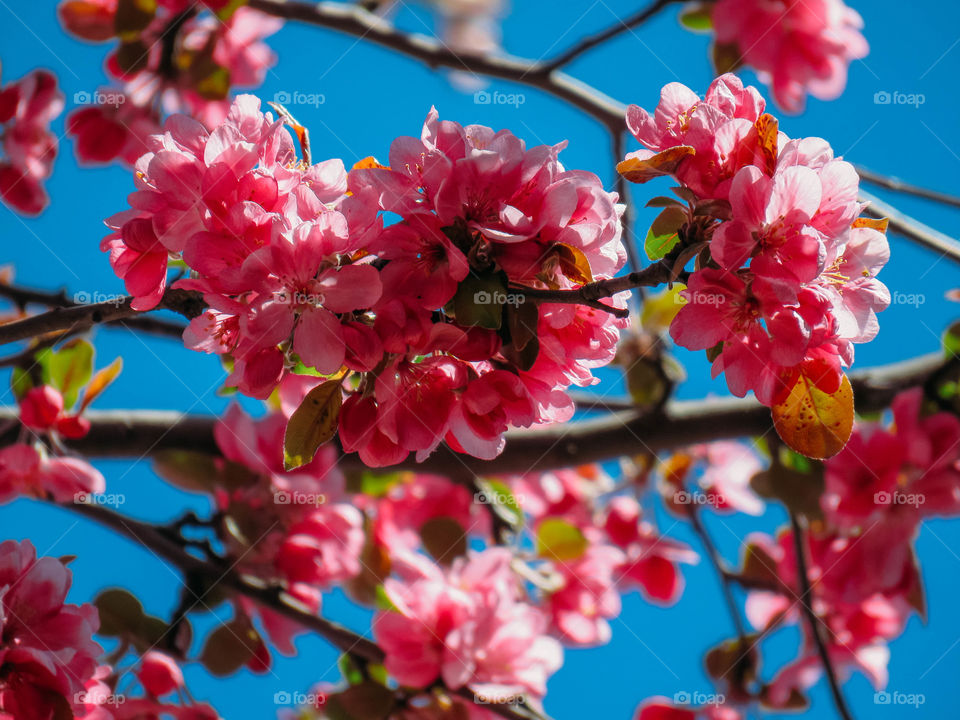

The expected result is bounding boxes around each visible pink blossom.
[137,651,184,697]
[375,550,562,701]
[712,0,869,113]
[545,544,625,646]
[0,69,63,215]
[0,539,103,719]
[0,444,104,504]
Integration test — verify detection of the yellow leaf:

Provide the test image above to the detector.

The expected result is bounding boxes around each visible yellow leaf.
[283,380,342,470]
[617,146,695,184]
[772,372,854,460]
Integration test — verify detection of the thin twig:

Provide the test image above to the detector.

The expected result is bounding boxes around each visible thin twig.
[789,512,855,720]
[543,0,683,70]
[613,129,642,274]
[854,165,960,210]
[859,189,960,266]
[688,504,748,643]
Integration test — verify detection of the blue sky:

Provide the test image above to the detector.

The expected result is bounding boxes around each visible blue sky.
[1,1,960,718]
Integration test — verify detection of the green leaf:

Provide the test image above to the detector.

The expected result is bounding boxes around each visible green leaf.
[345,470,405,497]
[153,450,221,493]
[10,367,33,400]
[419,516,468,565]
[645,206,687,261]
[625,358,669,408]
[679,5,713,32]
[200,621,258,677]
[374,585,399,613]
[640,285,686,333]
[944,320,960,358]
[536,518,587,561]
[46,338,94,408]
[95,588,144,637]
[283,380,342,470]
[338,653,365,686]
[477,478,524,527]
[451,271,509,330]
[712,41,744,75]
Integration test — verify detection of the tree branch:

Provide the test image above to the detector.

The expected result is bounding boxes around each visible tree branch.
[4,351,944,473]
[859,189,960,266]
[789,512,855,720]
[0,288,200,347]
[247,0,626,129]
[854,165,960,210]
[0,282,188,341]
[543,0,683,71]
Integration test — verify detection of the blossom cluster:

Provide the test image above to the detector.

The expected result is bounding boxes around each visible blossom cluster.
[60,0,280,167]
[710,0,869,113]
[623,74,889,408]
[743,389,960,706]
[105,96,627,464]
[0,69,64,215]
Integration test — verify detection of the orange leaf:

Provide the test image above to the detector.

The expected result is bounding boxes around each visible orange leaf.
[79,357,123,412]
[852,216,889,234]
[772,371,854,460]
[616,146,695,184]
[554,242,593,284]
[755,114,779,174]
[352,156,388,171]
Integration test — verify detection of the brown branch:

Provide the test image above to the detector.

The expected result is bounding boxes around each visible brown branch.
[64,502,546,720]
[4,351,944,473]
[0,283,191,345]
[543,0,684,70]
[854,164,960,210]
[789,512,855,720]
[859,189,960,266]
[247,0,626,130]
